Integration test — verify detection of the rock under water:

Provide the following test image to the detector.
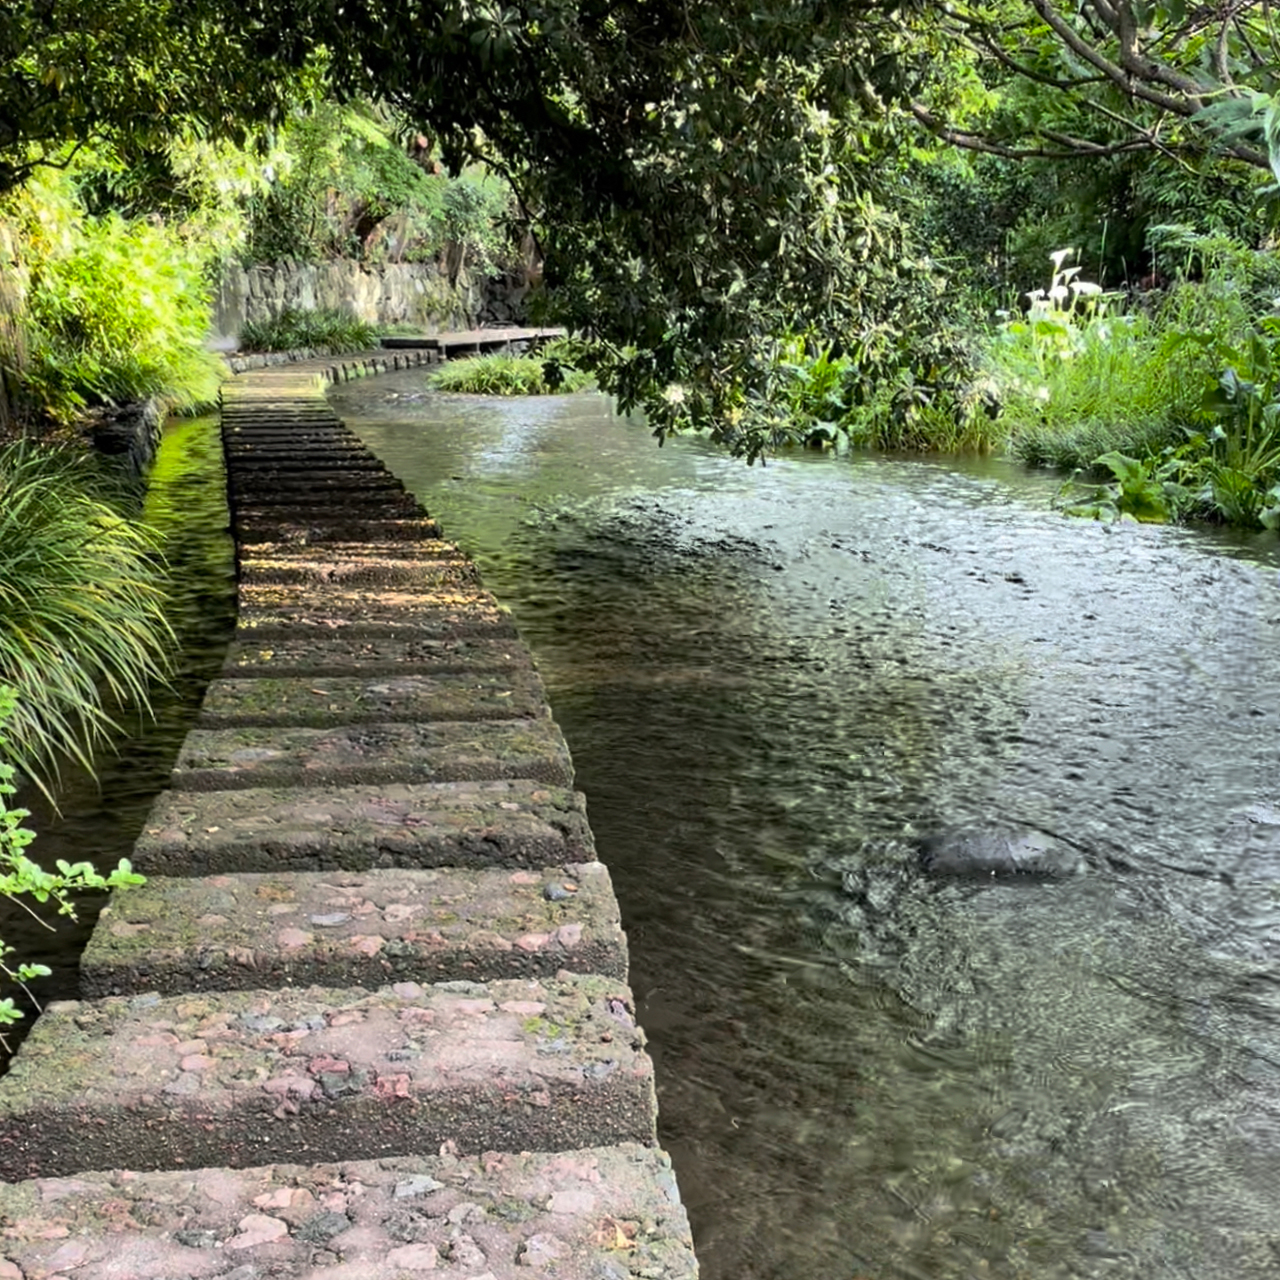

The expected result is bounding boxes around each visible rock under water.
[916,828,1086,880]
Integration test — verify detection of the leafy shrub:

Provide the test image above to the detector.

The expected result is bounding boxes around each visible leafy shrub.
[428,350,593,395]
[0,443,173,792]
[243,103,514,271]
[238,307,380,354]
[0,687,144,1040]
[1003,239,1280,526]
[17,207,222,423]
[990,251,1200,471]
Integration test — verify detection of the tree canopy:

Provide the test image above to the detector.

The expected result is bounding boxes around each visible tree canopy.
[916,2,1280,176]
[0,0,315,193]
[5,1,1279,456]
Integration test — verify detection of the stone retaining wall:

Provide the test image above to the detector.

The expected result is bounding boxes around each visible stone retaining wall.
[214,260,533,342]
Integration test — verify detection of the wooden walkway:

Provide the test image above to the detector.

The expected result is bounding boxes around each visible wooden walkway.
[0,351,699,1278]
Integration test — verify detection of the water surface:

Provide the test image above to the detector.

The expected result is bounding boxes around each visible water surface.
[332,375,1280,1280]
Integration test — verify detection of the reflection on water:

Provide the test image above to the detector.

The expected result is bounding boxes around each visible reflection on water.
[333,377,1280,1280]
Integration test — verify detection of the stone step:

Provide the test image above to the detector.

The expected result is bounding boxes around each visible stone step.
[135,778,594,875]
[239,538,463,562]
[235,583,518,637]
[0,976,656,1180]
[221,408,341,420]
[224,430,360,447]
[231,495,426,520]
[0,1145,696,1279]
[173,720,575,790]
[234,517,445,546]
[223,426,358,442]
[221,427,350,442]
[223,633,525,678]
[229,476,408,502]
[237,554,480,589]
[227,456,389,474]
[224,442,375,460]
[196,671,548,728]
[81,861,626,997]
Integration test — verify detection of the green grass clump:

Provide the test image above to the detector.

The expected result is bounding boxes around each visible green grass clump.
[238,307,380,354]
[427,349,593,396]
[982,253,1214,474]
[0,444,173,793]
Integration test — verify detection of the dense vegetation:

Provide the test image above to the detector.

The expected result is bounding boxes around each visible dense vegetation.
[1,0,1279,1006]
[4,3,1279,481]
[428,341,593,396]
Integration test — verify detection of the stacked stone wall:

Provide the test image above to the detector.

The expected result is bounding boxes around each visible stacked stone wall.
[214,259,533,343]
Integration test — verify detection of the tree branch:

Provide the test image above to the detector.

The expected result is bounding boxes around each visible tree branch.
[910,102,1156,160]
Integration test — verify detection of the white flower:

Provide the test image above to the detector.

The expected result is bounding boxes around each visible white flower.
[663,384,687,406]
[1072,280,1103,296]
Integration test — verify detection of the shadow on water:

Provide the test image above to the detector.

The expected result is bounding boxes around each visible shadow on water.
[0,415,236,1060]
[334,373,1280,1280]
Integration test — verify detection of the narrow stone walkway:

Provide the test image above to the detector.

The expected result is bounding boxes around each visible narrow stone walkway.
[0,354,698,1278]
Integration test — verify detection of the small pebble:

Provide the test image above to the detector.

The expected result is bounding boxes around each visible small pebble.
[394,1175,445,1199]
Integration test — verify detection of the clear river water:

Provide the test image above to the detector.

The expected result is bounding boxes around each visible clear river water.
[326,373,1280,1280]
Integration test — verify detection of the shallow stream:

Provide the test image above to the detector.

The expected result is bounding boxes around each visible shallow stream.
[329,374,1280,1280]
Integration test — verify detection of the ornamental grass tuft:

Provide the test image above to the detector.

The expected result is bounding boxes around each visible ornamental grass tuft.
[0,443,173,793]
[427,350,593,396]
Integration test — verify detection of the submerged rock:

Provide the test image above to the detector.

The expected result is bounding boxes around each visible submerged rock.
[916,828,1085,880]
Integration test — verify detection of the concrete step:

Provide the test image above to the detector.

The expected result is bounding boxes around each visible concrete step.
[231,495,426,521]
[195,671,548,728]
[223,633,526,678]
[237,553,480,589]
[227,456,389,474]
[0,976,656,1179]
[81,861,626,996]
[173,720,575,790]
[0,1144,696,1279]
[234,516,445,546]
[229,477,408,503]
[135,778,594,874]
[235,582,518,637]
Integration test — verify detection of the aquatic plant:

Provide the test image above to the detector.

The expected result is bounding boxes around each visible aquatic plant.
[0,687,144,1040]
[428,349,593,396]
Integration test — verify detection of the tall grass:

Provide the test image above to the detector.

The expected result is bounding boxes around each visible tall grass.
[989,253,1218,473]
[428,350,593,395]
[238,307,380,354]
[0,444,173,792]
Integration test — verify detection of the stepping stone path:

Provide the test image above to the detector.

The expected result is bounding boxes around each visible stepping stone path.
[0,348,699,1278]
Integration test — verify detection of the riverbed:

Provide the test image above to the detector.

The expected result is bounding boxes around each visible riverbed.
[329,374,1280,1280]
